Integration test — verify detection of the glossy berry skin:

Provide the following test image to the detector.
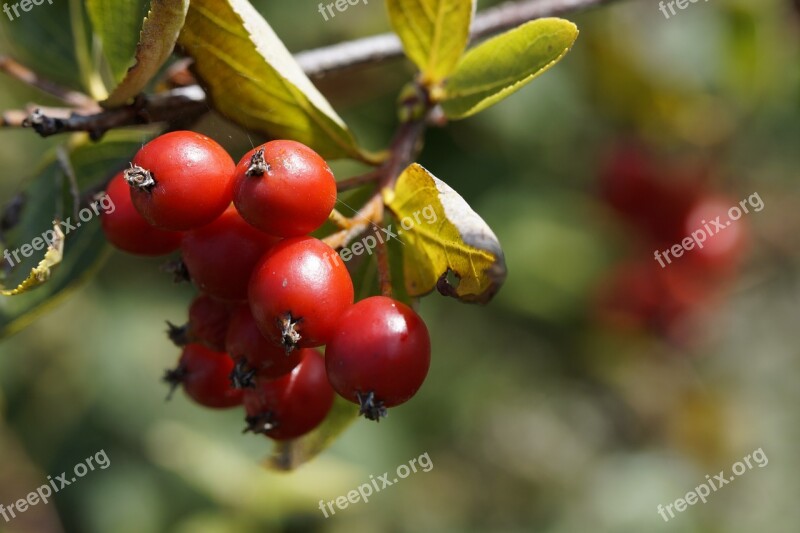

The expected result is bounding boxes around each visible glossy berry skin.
[126,131,235,231]
[248,237,354,351]
[101,172,183,255]
[325,296,431,420]
[233,140,336,237]
[181,206,279,301]
[165,344,242,409]
[226,304,302,385]
[243,349,334,440]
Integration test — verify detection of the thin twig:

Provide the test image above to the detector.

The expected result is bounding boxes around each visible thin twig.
[0,0,619,138]
[0,55,96,109]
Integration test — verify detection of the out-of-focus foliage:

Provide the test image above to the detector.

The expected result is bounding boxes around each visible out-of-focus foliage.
[1,0,799,532]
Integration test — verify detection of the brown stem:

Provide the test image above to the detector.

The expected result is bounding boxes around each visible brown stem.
[0,0,620,138]
[336,168,382,192]
[0,55,96,109]
[374,234,393,297]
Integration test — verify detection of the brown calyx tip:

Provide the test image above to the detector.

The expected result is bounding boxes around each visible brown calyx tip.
[229,358,257,389]
[243,412,277,435]
[124,164,156,191]
[163,364,187,401]
[356,391,388,422]
[277,312,302,354]
[245,148,270,177]
[166,321,190,347]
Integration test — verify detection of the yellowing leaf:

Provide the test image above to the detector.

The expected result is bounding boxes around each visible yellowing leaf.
[442,18,578,119]
[178,0,369,161]
[386,0,475,83]
[102,0,190,107]
[1,226,64,296]
[383,164,506,304]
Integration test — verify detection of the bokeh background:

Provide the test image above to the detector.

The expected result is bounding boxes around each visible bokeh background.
[1,0,799,531]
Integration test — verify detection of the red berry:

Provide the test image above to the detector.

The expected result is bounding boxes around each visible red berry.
[226,304,302,386]
[325,296,431,421]
[243,349,334,440]
[233,140,337,237]
[181,206,279,301]
[164,344,242,409]
[248,236,354,351]
[168,295,233,352]
[125,131,235,231]
[101,172,183,255]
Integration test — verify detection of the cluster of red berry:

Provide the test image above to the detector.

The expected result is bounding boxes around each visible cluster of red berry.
[594,142,749,336]
[101,131,431,440]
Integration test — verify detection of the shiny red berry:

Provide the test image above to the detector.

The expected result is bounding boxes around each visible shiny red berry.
[243,349,334,440]
[101,172,183,255]
[248,236,354,351]
[325,296,431,421]
[226,304,302,387]
[181,206,279,301]
[164,344,242,409]
[233,140,337,237]
[168,295,233,352]
[125,131,235,231]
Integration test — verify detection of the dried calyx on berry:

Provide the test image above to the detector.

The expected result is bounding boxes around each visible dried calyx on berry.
[356,391,388,421]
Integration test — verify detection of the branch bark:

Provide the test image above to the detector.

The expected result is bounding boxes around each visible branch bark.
[1,0,619,138]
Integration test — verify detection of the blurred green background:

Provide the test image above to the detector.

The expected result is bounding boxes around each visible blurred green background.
[1,0,799,531]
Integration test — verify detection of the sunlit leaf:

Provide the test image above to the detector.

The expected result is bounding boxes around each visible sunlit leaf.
[442,18,578,119]
[0,225,63,296]
[383,163,506,304]
[98,0,190,107]
[178,0,371,161]
[386,0,475,83]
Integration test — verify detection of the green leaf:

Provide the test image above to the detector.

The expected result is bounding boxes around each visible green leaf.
[386,0,475,83]
[0,132,147,338]
[442,18,578,120]
[178,0,371,162]
[99,0,190,107]
[383,163,506,304]
[267,396,359,471]
[86,0,149,84]
[0,1,83,90]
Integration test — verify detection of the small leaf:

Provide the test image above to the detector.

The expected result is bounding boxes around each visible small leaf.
[0,225,64,296]
[0,132,146,338]
[383,163,506,304]
[386,0,475,83]
[86,0,149,84]
[442,18,578,119]
[101,0,190,107]
[178,0,370,161]
[266,396,359,471]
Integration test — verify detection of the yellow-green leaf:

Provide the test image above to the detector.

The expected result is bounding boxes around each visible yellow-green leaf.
[178,0,368,161]
[386,0,475,83]
[383,163,506,304]
[0,226,64,296]
[101,0,190,107]
[442,18,578,120]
